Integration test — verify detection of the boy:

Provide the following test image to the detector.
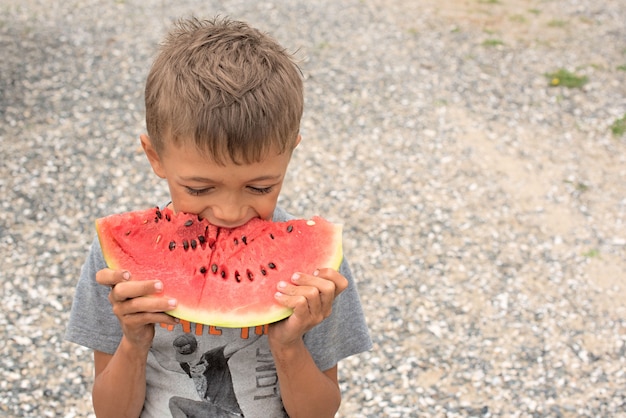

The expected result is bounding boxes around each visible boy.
[66,17,371,418]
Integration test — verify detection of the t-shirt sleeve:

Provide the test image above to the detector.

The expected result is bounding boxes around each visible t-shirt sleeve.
[65,236,124,354]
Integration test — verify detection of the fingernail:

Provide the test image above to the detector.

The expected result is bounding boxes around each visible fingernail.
[274,292,282,299]
[291,273,300,281]
[155,281,163,290]
[168,299,177,307]
[278,281,287,289]
[122,271,130,280]
[313,269,320,276]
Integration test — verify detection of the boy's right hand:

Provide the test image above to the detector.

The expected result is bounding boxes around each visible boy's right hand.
[95,268,179,352]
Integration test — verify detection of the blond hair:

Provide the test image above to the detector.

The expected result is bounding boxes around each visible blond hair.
[145,17,303,164]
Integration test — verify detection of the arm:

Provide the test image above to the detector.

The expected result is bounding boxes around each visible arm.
[271,342,341,417]
[92,269,179,418]
[270,268,348,418]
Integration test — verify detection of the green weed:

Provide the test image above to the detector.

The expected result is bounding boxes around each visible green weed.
[545,69,588,88]
[610,114,626,137]
[617,64,626,72]
[583,249,600,258]
[483,39,504,47]
[548,19,568,28]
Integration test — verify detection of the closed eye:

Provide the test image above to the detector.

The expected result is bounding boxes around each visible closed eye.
[247,186,273,195]
[185,186,213,196]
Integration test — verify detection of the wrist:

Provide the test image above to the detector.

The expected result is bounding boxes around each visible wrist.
[118,335,152,361]
[268,336,306,361]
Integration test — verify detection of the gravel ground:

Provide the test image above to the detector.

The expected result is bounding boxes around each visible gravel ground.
[2,0,625,417]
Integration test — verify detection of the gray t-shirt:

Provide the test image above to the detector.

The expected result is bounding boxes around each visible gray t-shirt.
[65,207,372,417]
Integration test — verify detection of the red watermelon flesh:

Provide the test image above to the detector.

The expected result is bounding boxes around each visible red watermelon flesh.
[95,207,343,328]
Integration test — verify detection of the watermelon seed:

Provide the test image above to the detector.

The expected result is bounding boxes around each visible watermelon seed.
[156,234,162,244]
[184,220,193,227]
[197,214,203,221]
[165,213,171,221]
[169,241,176,251]
[198,235,206,244]
[260,268,267,275]
[269,233,274,240]
[155,209,162,219]
[234,238,238,245]
[125,230,131,236]
[191,239,197,249]
[200,266,207,275]
[235,271,241,282]
[154,216,159,223]
[221,270,226,279]
[211,264,218,274]
[247,270,254,281]
[183,240,189,251]
[142,219,149,224]
[241,235,247,245]
[287,225,293,232]
[268,262,276,269]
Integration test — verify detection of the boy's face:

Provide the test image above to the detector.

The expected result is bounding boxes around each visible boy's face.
[141,134,298,228]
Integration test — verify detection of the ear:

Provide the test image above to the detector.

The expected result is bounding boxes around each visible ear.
[140,134,166,178]
[293,134,302,149]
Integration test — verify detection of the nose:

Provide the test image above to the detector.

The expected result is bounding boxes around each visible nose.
[211,201,248,227]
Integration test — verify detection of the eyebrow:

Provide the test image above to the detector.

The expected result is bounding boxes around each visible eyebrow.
[180,174,283,183]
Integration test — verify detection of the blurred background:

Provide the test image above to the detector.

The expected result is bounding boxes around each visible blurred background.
[1,0,625,416]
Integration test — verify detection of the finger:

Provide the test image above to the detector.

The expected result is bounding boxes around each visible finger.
[290,272,339,315]
[109,280,167,302]
[276,281,323,319]
[111,293,178,317]
[96,268,130,287]
[313,268,349,296]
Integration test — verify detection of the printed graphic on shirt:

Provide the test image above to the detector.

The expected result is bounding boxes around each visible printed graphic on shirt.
[148,321,288,417]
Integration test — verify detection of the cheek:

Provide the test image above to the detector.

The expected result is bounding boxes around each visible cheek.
[256,195,281,220]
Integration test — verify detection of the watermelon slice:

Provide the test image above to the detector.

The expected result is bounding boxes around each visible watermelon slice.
[95,207,343,328]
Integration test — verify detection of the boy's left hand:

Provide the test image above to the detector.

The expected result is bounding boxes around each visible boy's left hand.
[269,268,348,347]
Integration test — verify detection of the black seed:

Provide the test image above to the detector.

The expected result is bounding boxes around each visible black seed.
[211,264,218,273]
[165,213,171,221]
[154,216,159,223]
[269,233,274,240]
[247,270,254,281]
[198,235,206,244]
[156,209,162,219]
[125,230,131,236]
[200,266,207,274]
[221,270,226,279]
[287,225,293,233]
[268,262,276,269]
[261,268,267,276]
[183,240,189,250]
[197,214,203,221]
[235,271,241,282]
[191,239,197,249]
[241,236,247,245]
[169,241,176,251]
[234,238,238,245]
[184,220,193,227]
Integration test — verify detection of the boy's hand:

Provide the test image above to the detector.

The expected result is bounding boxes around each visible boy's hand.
[96,269,179,352]
[269,268,348,348]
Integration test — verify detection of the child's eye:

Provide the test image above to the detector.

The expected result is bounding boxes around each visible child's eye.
[248,186,273,195]
[185,187,212,196]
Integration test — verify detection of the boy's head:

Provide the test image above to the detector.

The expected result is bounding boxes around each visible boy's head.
[144,16,304,165]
